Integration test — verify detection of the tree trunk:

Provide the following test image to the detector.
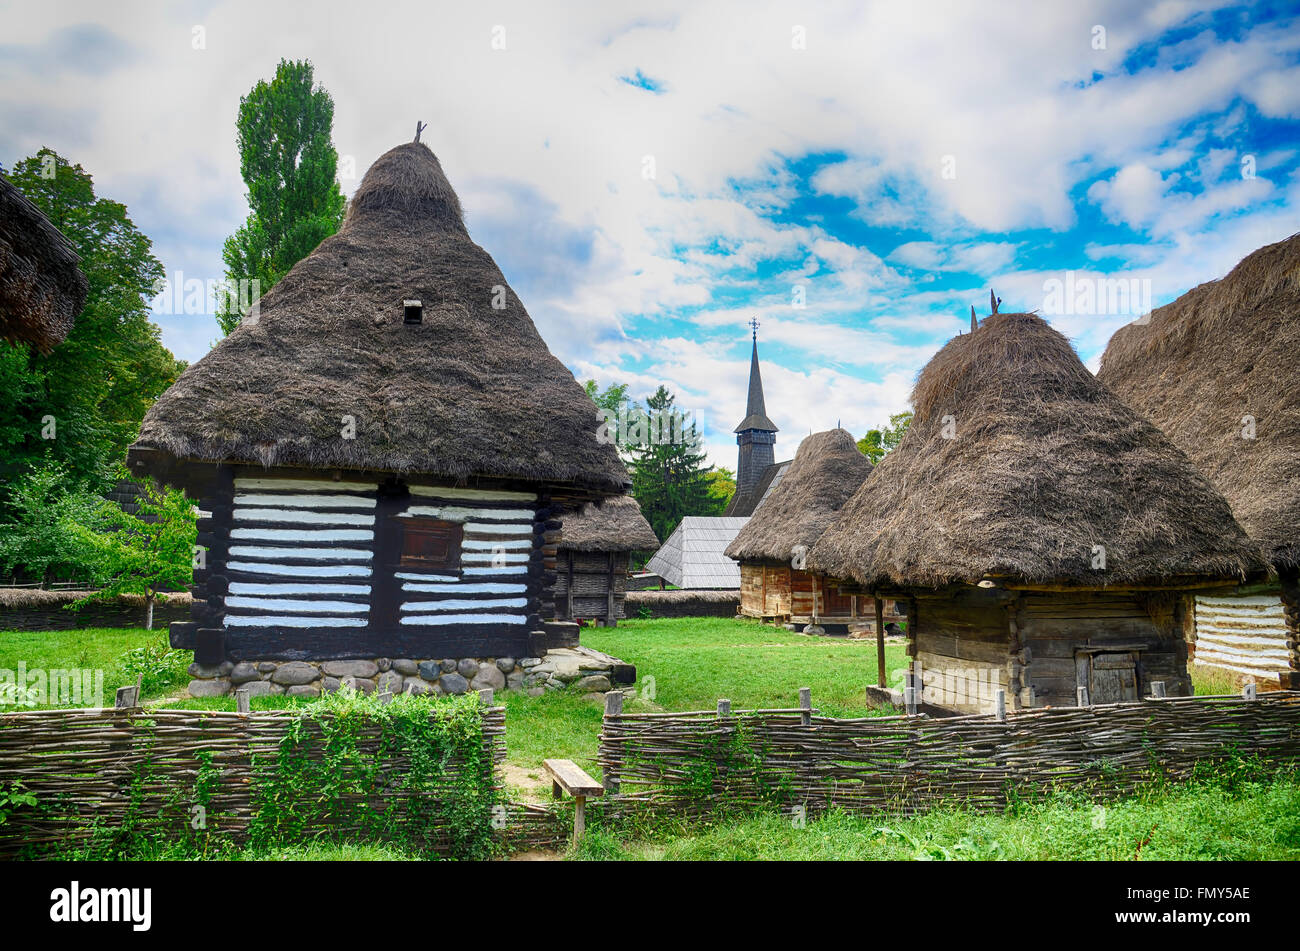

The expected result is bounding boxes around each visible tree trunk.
[145,595,154,631]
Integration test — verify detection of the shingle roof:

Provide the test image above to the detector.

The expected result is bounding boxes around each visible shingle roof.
[644,516,749,589]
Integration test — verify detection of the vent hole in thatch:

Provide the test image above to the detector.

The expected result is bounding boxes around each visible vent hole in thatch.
[403,299,423,324]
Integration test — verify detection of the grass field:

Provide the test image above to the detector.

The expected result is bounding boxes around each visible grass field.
[1,618,1293,860]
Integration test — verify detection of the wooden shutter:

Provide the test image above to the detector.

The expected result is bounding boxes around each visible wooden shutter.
[398,517,463,571]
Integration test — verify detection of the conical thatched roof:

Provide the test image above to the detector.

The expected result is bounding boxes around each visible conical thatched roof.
[1099,233,1300,574]
[810,313,1264,589]
[558,495,660,553]
[725,428,871,562]
[0,175,88,353]
[130,141,628,493]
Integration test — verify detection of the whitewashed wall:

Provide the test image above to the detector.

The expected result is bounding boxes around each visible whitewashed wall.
[1194,592,1291,682]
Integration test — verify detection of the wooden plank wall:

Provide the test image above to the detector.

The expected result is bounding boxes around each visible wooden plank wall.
[554,550,632,622]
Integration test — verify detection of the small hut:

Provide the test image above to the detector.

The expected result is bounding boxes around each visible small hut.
[1099,233,1300,688]
[127,140,628,694]
[554,495,659,626]
[810,313,1264,713]
[0,174,88,352]
[645,517,749,589]
[726,428,899,632]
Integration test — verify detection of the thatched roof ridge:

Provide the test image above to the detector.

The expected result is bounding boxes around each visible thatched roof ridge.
[130,142,628,493]
[559,495,660,552]
[810,313,1264,589]
[0,175,88,353]
[725,428,871,562]
[1099,233,1300,574]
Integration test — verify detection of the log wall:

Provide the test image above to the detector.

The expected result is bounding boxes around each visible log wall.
[1192,587,1293,688]
[554,550,632,624]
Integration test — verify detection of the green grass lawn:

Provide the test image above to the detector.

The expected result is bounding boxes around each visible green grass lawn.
[2,618,1292,860]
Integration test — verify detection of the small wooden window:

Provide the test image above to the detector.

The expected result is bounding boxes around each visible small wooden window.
[404,299,423,324]
[398,517,462,570]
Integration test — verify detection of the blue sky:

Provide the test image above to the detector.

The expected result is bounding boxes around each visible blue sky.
[2,0,1298,470]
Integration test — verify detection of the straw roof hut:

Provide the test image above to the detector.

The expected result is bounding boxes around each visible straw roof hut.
[726,429,895,630]
[127,140,628,684]
[1099,233,1300,686]
[0,174,88,353]
[554,495,659,626]
[811,312,1263,712]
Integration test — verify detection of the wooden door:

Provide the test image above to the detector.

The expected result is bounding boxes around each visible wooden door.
[1089,651,1139,703]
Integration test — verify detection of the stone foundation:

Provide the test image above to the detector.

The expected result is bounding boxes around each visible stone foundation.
[186,646,633,700]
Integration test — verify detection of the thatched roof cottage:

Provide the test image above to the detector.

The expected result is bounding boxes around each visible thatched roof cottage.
[128,141,628,694]
[726,428,898,632]
[811,313,1264,713]
[0,174,88,352]
[554,495,659,626]
[1099,234,1300,688]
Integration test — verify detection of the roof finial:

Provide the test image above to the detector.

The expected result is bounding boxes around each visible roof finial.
[749,316,760,341]
[414,120,427,143]
[989,289,1001,315]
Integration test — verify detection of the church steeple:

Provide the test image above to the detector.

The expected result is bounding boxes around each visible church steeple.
[732,319,778,509]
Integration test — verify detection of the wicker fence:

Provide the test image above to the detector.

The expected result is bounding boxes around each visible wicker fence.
[598,690,1300,819]
[0,701,567,858]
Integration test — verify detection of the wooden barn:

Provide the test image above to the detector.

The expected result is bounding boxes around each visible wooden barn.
[126,140,629,681]
[810,312,1264,714]
[1100,234,1300,689]
[725,428,900,633]
[0,173,88,352]
[554,495,659,626]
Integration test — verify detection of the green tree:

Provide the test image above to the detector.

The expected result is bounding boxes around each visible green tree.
[703,466,736,511]
[0,152,183,522]
[216,59,346,335]
[858,411,913,464]
[0,461,110,585]
[71,479,197,629]
[628,386,718,540]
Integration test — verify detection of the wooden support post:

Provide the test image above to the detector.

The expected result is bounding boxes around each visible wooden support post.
[717,698,731,716]
[565,551,574,621]
[799,687,812,726]
[478,688,494,705]
[543,759,604,847]
[606,551,617,627]
[377,691,393,706]
[235,687,250,713]
[1150,681,1166,699]
[115,684,139,710]
[603,690,622,796]
[874,596,886,688]
[1077,686,1090,707]
[1243,682,1258,701]
[995,689,1006,722]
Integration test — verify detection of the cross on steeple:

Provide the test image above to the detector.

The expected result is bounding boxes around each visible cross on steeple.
[749,316,760,340]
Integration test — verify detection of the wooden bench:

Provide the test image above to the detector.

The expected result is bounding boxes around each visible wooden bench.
[543,758,604,843]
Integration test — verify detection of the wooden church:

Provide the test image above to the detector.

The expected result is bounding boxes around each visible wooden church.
[128,139,629,676]
[810,312,1264,713]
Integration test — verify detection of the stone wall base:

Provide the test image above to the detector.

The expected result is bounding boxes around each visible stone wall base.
[187,646,633,700]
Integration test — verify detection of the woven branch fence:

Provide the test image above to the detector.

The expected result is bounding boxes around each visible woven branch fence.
[598,691,1300,819]
[0,703,566,858]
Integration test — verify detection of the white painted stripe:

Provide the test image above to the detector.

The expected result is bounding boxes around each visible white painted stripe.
[234,508,376,526]
[403,506,534,522]
[401,583,526,594]
[228,546,372,561]
[232,528,373,542]
[394,572,459,582]
[235,477,376,492]
[226,597,369,614]
[1194,652,1288,675]
[400,614,528,626]
[464,522,533,535]
[225,615,368,628]
[1196,631,1288,648]
[462,539,530,550]
[229,582,372,596]
[235,493,377,509]
[1195,641,1290,662]
[228,561,372,578]
[462,553,529,564]
[400,598,529,612]
[1197,594,1286,608]
[463,567,529,577]
[409,486,536,502]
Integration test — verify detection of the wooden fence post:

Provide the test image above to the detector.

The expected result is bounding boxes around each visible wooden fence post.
[995,689,1006,722]
[1243,682,1258,701]
[874,596,886,687]
[1151,681,1166,699]
[1076,686,1090,707]
[717,699,731,716]
[603,690,623,796]
[477,688,494,705]
[904,668,918,716]
[235,687,250,714]
[799,687,812,726]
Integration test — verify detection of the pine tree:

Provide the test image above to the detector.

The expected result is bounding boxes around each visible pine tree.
[628,386,718,540]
